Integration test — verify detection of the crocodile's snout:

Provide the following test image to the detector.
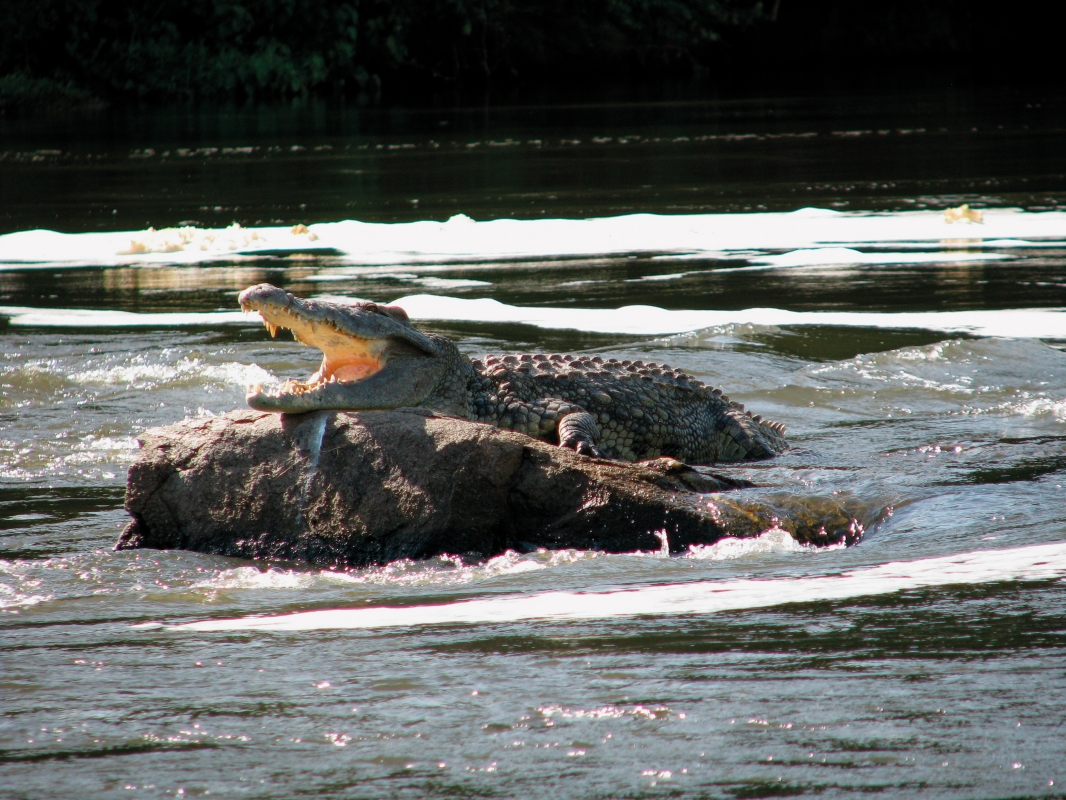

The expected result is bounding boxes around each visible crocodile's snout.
[238,283,292,313]
[239,284,297,337]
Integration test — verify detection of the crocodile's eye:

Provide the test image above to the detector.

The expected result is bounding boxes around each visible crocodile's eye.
[378,305,410,323]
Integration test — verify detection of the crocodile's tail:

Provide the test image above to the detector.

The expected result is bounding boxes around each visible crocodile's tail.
[713,390,789,460]
[753,415,789,456]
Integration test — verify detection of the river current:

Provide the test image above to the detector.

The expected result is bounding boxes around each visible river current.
[2,88,1066,798]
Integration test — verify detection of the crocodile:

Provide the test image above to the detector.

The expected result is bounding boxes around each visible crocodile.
[237,284,788,464]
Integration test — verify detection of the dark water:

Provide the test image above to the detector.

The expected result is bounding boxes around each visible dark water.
[2,87,1065,234]
[2,88,1066,798]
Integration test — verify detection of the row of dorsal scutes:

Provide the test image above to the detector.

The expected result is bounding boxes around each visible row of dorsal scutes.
[475,352,708,386]
[763,419,787,435]
[725,394,786,435]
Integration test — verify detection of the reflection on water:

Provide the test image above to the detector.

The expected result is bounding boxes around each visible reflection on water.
[2,88,1065,234]
[2,90,1066,797]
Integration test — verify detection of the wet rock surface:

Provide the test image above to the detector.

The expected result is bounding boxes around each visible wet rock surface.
[117,409,867,567]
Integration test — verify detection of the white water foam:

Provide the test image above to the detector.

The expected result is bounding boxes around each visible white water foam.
[0,561,55,611]
[166,541,1066,632]
[3,297,1065,338]
[393,296,1066,339]
[68,358,275,390]
[748,247,1009,268]
[664,248,1012,269]
[192,550,598,594]
[968,397,1066,421]
[684,527,835,560]
[193,566,319,591]
[0,582,53,611]
[0,306,250,327]
[1,208,1063,268]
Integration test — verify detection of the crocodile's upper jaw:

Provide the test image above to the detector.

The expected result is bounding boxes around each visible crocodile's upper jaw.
[238,283,441,413]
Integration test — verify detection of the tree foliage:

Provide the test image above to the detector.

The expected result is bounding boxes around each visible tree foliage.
[1,0,766,103]
[1,0,1043,107]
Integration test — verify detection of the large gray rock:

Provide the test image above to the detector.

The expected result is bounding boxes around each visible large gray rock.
[116,409,869,567]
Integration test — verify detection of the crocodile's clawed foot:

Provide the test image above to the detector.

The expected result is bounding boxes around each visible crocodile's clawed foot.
[653,456,688,472]
[570,440,606,458]
[558,411,605,458]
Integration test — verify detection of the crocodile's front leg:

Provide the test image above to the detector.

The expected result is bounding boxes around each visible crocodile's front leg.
[557,411,605,458]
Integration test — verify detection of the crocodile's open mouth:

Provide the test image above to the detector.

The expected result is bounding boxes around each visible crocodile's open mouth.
[237,283,441,413]
[240,295,387,399]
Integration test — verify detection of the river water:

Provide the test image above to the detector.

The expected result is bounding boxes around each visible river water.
[2,88,1066,798]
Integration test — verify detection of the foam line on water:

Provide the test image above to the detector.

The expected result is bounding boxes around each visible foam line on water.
[661,248,1011,269]
[747,247,1009,268]
[165,542,1066,632]
[0,306,251,327]
[1,209,1063,268]
[3,299,1065,338]
[392,296,1066,338]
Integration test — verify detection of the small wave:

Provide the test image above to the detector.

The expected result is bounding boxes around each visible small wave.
[0,582,53,611]
[0,564,55,611]
[0,432,139,480]
[538,703,678,722]
[803,339,1066,404]
[193,566,317,591]
[410,277,492,289]
[628,272,689,282]
[685,527,839,560]
[165,541,1066,632]
[747,247,1008,268]
[68,358,275,391]
[65,434,140,457]
[193,550,597,593]
[964,396,1066,421]
[307,272,492,289]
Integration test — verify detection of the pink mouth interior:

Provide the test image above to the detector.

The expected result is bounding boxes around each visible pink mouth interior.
[327,359,381,383]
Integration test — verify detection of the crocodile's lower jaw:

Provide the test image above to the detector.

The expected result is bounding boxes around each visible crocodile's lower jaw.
[251,375,328,396]
[246,375,360,413]
[246,381,331,412]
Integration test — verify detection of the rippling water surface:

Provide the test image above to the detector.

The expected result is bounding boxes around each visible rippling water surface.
[2,88,1066,798]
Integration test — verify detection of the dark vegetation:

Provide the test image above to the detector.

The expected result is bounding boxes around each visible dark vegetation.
[0,0,1054,111]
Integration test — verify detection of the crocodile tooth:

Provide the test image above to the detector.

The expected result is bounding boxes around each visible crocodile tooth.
[264,321,279,337]
[329,374,337,383]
